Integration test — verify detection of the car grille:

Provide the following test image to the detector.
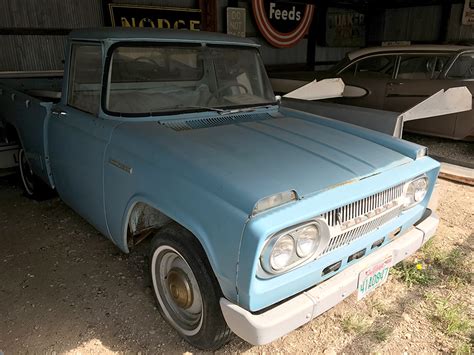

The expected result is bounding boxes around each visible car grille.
[320,183,405,255]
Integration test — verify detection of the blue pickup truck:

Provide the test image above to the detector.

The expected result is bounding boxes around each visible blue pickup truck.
[0,28,440,350]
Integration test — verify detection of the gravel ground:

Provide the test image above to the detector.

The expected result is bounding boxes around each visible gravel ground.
[0,174,472,354]
[403,133,474,167]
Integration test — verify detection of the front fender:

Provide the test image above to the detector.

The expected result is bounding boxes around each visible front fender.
[103,150,249,303]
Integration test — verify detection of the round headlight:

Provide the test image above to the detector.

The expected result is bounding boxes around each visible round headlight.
[403,176,428,208]
[269,235,294,271]
[413,178,428,202]
[293,224,320,257]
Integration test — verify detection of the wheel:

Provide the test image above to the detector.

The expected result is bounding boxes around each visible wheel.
[19,148,54,200]
[149,225,231,350]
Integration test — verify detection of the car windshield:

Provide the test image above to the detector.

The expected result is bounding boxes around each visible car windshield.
[105,44,275,115]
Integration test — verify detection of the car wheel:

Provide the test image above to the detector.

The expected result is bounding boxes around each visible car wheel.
[149,225,231,350]
[19,148,54,200]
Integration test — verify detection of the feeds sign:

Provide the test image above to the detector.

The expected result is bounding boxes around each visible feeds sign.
[252,0,315,48]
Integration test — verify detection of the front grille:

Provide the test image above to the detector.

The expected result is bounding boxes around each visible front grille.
[320,183,405,255]
[322,206,402,255]
[322,183,404,227]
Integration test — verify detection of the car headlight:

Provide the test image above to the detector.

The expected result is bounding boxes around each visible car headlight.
[295,224,320,257]
[269,235,294,271]
[261,221,329,274]
[403,175,429,209]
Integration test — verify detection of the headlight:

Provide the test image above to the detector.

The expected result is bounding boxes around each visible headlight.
[403,175,429,209]
[261,221,329,274]
[294,224,320,257]
[269,235,294,271]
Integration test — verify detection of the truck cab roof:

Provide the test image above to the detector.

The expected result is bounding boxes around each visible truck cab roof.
[69,28,260,47]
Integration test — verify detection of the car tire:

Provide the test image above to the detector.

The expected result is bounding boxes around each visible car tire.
[149,224,231,350]
[19,148,54,200]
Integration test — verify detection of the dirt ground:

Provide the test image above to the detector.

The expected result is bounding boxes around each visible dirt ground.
[0,174,472,354]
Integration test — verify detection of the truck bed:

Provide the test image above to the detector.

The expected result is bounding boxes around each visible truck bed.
[0,71,62,181]
[0,71,63,102]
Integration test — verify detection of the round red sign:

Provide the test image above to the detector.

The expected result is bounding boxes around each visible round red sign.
[252,0,315,48]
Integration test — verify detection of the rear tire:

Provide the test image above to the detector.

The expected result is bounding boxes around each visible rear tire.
[149,225,231,350]
[19,148,54,200]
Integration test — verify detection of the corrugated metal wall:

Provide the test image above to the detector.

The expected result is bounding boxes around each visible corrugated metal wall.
[383,6,443,42]
[0,0,103,27]
[0,0,103,71]
[0,1,472,72]
[447,3,474,42]
[0,0,199,71]
[382,4,473,43]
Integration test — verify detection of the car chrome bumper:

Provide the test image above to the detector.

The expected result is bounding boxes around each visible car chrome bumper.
[220,209,439,345]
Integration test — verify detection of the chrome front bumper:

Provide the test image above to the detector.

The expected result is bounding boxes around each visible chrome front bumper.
[220,209,439,345]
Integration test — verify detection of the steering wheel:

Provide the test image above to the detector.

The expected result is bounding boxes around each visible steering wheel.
[132,56,160,66]
[206,83,249,104]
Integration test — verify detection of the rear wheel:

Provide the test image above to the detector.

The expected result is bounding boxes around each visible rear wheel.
[19,148,53,200]
[149,225,231,350]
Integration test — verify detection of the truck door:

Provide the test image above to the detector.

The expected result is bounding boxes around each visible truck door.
[48,43,116,236]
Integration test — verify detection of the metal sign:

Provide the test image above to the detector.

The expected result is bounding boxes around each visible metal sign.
[326,8,365,47]
[227,7,246,37]
[104,2,201,30]
[462,0,474,25]
[252,0,315,48]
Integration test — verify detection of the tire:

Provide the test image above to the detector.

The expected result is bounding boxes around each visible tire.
[19,148,54,200]
[149,225,231,350]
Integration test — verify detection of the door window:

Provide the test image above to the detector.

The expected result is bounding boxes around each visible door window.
[397,54,450,80]
[342,55,396,78]
[447,53,474,79]
[68,44,102,115]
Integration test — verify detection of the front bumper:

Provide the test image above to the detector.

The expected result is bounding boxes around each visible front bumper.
[220,209,438,345]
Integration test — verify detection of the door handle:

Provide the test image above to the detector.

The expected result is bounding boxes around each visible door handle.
[51,108,67,117]
[388,82,404,86]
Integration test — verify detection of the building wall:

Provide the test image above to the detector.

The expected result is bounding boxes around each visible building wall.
[376,4,473,44]
[447,3,474,42]
[0,0,198,71]
[0,1,472,72]
[383,6,443,42]
[0,0,102,71]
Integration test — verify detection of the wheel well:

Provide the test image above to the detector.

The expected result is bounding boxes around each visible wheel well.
[125,203,217,282]
[0,120,20,145]
[126,202,173,247]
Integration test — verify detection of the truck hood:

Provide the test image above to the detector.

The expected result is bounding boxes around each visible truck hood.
[121,113,413,214]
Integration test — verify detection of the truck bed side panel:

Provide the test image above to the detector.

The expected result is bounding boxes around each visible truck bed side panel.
[0,84,52,185]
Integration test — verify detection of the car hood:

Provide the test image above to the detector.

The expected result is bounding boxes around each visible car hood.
[120,113,412,215]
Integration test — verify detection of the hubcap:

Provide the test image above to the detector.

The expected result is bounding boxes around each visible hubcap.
[167,267,193,309]
[151,246,203,336]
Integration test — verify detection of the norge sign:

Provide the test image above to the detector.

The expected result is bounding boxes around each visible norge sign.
[252,0,315,48]
[104,2,201,30]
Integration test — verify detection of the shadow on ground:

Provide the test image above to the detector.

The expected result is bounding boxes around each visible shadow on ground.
[0,174,251,353]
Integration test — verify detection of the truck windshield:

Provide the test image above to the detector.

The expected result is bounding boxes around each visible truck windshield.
[105,44,275,115]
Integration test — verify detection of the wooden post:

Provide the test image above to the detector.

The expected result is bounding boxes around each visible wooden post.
[200,0,218,32]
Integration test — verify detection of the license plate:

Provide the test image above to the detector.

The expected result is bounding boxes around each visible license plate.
[357,255,393,301]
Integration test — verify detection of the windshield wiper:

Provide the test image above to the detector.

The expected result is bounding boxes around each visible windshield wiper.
[179,104,275,115]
